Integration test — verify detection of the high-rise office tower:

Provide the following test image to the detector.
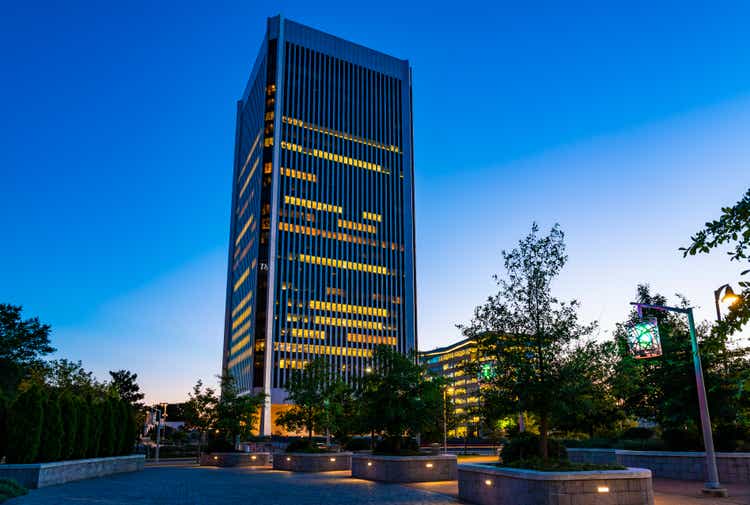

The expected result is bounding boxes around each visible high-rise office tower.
[222,16,417,435]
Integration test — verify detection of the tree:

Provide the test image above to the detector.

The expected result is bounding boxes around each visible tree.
[45,359,104,394]
[87,398,103,458]
[108,370,145,409]
[118,399,136,455]
[183,379,218,455]
[275,357,336,442]
[461,223,596,459]
[359,346,444,453]
[98,396,118,457]
[5,383,44,463]
[0,304,55,366]
[59,391,79,460]
[215,373,265,446]
[38,392,63,462]
[682,187,750,335]
[74,395,91,459]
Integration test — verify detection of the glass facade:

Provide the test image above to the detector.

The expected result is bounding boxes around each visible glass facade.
[222,16,417,435]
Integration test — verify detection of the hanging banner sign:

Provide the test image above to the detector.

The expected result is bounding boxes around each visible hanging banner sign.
[625,317,663,359]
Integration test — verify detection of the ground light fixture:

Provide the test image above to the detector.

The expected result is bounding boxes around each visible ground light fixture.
[425,462,433,468]
[597,486,609,493]
[714,284,741,322]
[484,479,492,486]
[630,302,728,497]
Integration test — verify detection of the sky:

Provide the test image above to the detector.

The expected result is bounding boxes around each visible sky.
[2,1,750,403]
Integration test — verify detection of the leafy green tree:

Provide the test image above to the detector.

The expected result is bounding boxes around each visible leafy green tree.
[45,359,104,394]
[5,383,44,463]
[215,373,265,446]
[682,187,750,335]
[108,370,145,409]
[183,379,219,455]
[0,304,55,366]
[461,224,596,459]
[359,346,444,453]
[38,393,63,462]
[58,391,79,460]
[275,358,336,441]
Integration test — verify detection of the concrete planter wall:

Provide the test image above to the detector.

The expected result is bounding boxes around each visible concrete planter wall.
[199,452,271,467]
[567,448,750,483]
[351,454,457,482]
[0,455,145,489]
[273,452,352,472]
[459,463,653,505]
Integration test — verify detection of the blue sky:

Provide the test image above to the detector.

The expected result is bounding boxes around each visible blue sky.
[2,2,749,402]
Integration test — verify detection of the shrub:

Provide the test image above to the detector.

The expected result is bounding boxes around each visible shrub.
[714,424,750,452]
[0,393,7,461]
[500,457,625,472]
[206,437,234,453]
[373,436,419,455]
[285,439,326,453]
[38,393,63,462]
[0,479,28,502]
[621,427,654,440]
[662,428,702,451]
[5,384,44,463]
[87,399,103,458]
[58,392,78,460]
[344,437,371,451]
[118,401,135,455]
[500,432,567,463]
[74,396,91,459]
[99,398,117,457]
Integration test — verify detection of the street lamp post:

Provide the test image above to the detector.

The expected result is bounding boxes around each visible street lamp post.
[631,302,727,497]
[714,284,740,322]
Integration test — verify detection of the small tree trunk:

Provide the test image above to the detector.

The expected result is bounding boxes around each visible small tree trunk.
[540,414,549,460]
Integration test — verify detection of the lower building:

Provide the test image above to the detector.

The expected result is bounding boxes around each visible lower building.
[419,337,487,438]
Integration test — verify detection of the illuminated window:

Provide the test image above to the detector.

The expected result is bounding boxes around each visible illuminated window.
[289,328,325,340]
[280,141,388,175]
[230,336,250,356]
[227,348,252,369]
[281,167,316,182]
[274,342,373,358]
[298,254,389,275]
[233,268,250,291]
[314,315,384,330]
[362,211,382,222]
[231,307,252,330]
[231,292,253,318]
[279,358,307,369]
[309,300,387,317]
[239,158,259,198]
[326,287,345,297]
[278,222,400,251]
[263,162,273,174]
[238,131,261,180]
[284,195,342,214]
[235,215,254,246]
[282,116,400,153]
[347,333,397,346]
[232,321,251,341]
[264,137,274,147]
[264,111,274,121]
[338,219,377,234]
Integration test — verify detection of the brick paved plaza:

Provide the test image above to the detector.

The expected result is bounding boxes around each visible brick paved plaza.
[9,465,750,505]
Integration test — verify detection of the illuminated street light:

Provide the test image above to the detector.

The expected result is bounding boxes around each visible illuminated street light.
[714,284,740,322]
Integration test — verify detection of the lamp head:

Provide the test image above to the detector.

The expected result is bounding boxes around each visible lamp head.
[721,285,741,306]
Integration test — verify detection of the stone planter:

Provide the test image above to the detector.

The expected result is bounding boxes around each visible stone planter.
[199,452,271,467]
[567,448,750,483]
[273,452,352,472]
[459,463,653,505]
[351,454,457,482]
[0,455,145,489]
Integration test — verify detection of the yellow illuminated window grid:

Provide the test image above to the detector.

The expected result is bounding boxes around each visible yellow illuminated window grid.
[309,300,387,317]
[275,342,373,358]
[347,333,397,346]
[282,117,400,153]
[234,215,254,246]
[284,195,342,214]
[314,315,384,330]
[281,167,317,182]
[298,254,388,275]
[263,162,273,174]
[231,292,253,318]
[278,221,400,251]
[264,137,273,147]
[286,314,309,323]
[227,348,252,369]
[232,321,251,342]
[279,359,308,369]
[230,336,250,356]
[238,131,261,180]
[362,211,382,222]
[231,307,252,330]
[338,219,377,234]
[289,328,325,340]
[281,141,388,175]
